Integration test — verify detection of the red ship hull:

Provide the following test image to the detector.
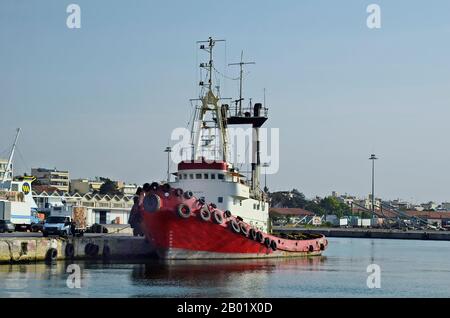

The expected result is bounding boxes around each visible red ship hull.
[139,186,328,260]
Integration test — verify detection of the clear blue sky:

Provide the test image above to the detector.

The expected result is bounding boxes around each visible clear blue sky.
[1,0,450,203]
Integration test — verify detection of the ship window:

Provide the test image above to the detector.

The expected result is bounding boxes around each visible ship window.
[189,174,194,179]
[204,174,209,179]
[195,174,202,179]
[211,174,216,180]
[179,175,182,180]
[218,174,224,180]
[184,174,187,179]
[240,200,242,206]
[218,197,223,203]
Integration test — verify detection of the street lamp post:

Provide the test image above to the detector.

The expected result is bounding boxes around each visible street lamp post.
[164,146,172,183]
[263,162,269,193]
[369,154,378,217]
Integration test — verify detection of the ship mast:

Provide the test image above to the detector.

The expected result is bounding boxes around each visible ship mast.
[1,128,20,184]
[193,37,229,162]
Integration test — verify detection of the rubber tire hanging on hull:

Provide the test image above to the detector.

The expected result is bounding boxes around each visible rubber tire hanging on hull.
[212,211,224,224]
[177,204,191,219]
[199,207,211,222]
[229,220,240,234]
[249,228,257,240]
[256,231,264,243]
[240,223,249,236]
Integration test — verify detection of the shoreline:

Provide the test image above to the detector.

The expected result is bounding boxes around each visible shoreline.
[273,226,450,241]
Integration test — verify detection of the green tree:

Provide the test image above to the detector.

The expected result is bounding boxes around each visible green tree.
[99,178,120,195]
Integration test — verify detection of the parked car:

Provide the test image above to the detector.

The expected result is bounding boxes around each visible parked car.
[42,216,72,237]
[0,220,15,233]
[31,221,44,233]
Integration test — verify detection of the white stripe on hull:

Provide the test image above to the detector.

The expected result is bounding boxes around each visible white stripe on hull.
[156,248,323,260]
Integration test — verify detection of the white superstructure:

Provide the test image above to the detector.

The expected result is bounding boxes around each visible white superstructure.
[169,37,270,232]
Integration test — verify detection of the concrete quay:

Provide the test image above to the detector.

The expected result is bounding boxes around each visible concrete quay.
[0,234,154,264]
[273,227,450,241]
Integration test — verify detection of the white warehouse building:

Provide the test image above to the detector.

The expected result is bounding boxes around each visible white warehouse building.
[32,190,134,226]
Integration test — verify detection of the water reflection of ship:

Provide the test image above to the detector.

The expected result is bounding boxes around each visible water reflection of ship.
[130,257,327,296]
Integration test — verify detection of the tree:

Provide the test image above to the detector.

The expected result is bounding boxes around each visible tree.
[99,178,120,195]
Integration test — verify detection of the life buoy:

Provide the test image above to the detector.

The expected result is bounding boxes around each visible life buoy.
[65,243,75,258]
[256,231,264,243]
[45,248,58,263]
[240,223,249,236]
[150,182,159,191]
[224,210,232,218]
[212,211,224,224]
[229,220,240,234]
[264,237,271,248]
[143,194,161,212]
[175,188,184,197]
[270,240,277,251]
[199,207,211,222]
[249,228,257,240]
[177,204,191,219]
[184,190,193,199]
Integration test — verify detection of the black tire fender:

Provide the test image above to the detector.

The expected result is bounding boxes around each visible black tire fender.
[177,204,191,219]
[143,194,161,212]
[65,243,75,258]
[45,248,58,263]
[229,220,240,234]
[249,228,257,240]
[199,207,211,222]
[270,240,277,251]
[212,211,224,224]
[184,191,193,200]
[240,223,249,236]
[256,231,264,243]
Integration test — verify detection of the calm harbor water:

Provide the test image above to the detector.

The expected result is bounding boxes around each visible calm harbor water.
[1,237,449,298]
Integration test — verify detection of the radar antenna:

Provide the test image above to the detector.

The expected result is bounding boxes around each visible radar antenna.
[228,51,255,116]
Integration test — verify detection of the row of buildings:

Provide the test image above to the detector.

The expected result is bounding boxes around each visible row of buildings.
[29,168,137,195]
[331,191,450,212]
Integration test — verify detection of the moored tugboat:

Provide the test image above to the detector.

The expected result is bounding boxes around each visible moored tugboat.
[137,37,328,259]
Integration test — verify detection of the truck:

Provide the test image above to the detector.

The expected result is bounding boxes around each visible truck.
[43,205,87,236]
[0,197,40,231]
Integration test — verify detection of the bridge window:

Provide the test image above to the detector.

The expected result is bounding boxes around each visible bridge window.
[211,174,216,180]
[218,174,224,180]
[189,174,194,179]
[179,175,182,180]
[204,173,209,179]
[195,174,202,179]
